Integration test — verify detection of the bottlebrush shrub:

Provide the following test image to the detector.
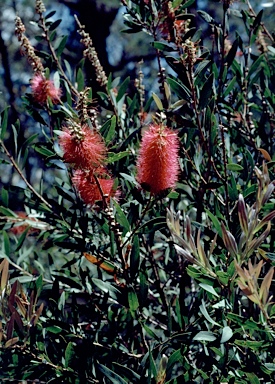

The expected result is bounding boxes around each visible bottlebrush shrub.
[1,0,275,382]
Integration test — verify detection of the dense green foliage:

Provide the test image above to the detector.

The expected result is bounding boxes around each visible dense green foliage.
[1,0,275,382]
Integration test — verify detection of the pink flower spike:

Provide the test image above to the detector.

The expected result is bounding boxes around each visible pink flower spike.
[136,124,180,195]
[30,73,61,104]
[72,170,116,206]
[59,125,107,170]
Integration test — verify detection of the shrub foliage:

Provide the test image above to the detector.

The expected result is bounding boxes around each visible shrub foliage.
[1,0,275,382]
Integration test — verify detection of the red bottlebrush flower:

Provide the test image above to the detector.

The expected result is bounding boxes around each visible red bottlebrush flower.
[72,170,116,206]
[30,73,61,104]
[59,125,106,170]
[136,124,179,195]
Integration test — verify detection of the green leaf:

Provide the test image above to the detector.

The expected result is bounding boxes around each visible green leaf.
[252,9,263,31]
[1,188,8,207]
[0,106,9,140]
[130,235,140,278]
[92,278,120,294]
[15,226,30,252]
[139,269,148,307]
[106,115,116,144]
[199,283,219,297]
[167,191,179,199]
[128,286,139,318]
[112,363,141,382]
[3,230,10,257]
[35,274,44,298]
[197,10,214,24]
[46,326,63,334]
[56,35,68,57]
[21,133,39,149]
[142,323,160,341]
[98,364,128,384]
[65,342,75,368]
[45,11,56,19]
[226,37,239,68]
[34,145,55,158]
[199,299,221,327]
[198,74,214,110]
[193,331,216,342]
[166,349,183,379]
[205,209,222,238]
[0,206,17,217]
[245,372,261,384]
[167,77,191,101]
[117,76,130,102]
[152,92,163,111]
[223,76,236,98]
[264,363,275,372]
[221,326,233,343]
[227,163,244,172]
[234,340,266,350]
[107,151,130,163]
[138,216,166,233]
[49,19,62,31]
[49,30,56,42]
[151,41,176,52]
[112,200,130,235]
[76,68,85,91]
[174,0,195,8]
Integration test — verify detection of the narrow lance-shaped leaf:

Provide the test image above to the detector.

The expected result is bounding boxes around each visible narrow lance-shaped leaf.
[259,267,274,305]
[221,223,238,257]
[0,258,9,292]
[84,253,116,275]
[254,210,275,233]
[65,342,75,368]
[174,244,199,265]
[196,228,208,268]
[247,221,271,255]
[238,194,248,235]
[130,235,140,278]
[226,37,239,68]
[248,259,263,281]
[261,183,275,205]
[117,76,130,102]
[199,299,221,327]
[128,286,139,318]
[234,260,248,281]
[98,363,128,384]
[152,92,163,111]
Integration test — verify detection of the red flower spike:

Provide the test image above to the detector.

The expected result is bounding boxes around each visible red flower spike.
[136,124,179,195]
[30,73,61,104]
[72,170,116,206]
[59,125,107,170]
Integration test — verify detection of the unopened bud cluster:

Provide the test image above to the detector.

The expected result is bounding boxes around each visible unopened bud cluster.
[15,16,44,73]
[185,39,197,66]
[135,68,145,111]
[35,0,46,15]
[76,89,100,130]
[105,207,122,238]
[75,17,108,87]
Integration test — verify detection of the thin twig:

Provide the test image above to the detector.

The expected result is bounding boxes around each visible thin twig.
[0,139,52,209]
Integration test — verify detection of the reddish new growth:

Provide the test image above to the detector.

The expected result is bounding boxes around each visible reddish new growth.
[31,73,61,104]
[72,170,115,205]
[136,124,179,195]
[59,125,106,170]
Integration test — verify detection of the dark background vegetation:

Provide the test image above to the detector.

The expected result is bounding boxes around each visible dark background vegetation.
[1,0,275,383]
